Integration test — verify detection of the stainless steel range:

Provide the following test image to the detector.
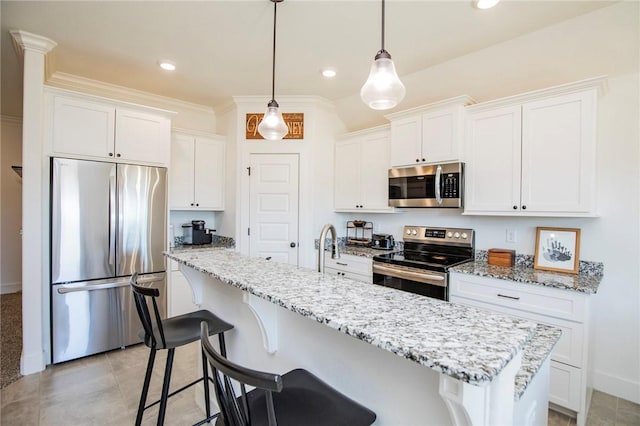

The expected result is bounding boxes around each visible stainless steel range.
[372,226,475,301]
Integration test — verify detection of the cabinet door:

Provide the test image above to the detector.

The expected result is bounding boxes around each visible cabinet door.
[169,134,195,209]
[422,107,460,163]
[521,91,596,214]
[464,105,522,213]
[390,115,422,167]
[51,95,115,158]
[334,139,362,210]
[194,137,225,210]
[115,108,170,166]
[361,131,393,211]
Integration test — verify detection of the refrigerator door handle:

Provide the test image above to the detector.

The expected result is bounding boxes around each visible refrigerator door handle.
[109,170,117,269]
[56,273,165,294]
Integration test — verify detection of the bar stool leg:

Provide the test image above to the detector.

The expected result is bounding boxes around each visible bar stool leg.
[157,348,175,426]
[136,348,157,426]
[202,348,211,419]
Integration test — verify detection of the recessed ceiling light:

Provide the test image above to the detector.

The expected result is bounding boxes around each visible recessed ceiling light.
[159,60,176,71]
[475,0,500,9]
[321,68,337,78]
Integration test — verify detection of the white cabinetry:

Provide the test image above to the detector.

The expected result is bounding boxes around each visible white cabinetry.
[170,132,225,210]
[449,272,592,426]
[168,260,199,316]
[464,78,604,216]
[334,126,393,212]
[45,87,172,166]
[385,96,474,167]
[324,254,372,283]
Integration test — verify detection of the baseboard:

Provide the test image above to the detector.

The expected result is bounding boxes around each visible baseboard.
[592,369,640,404]
[0,282,22,294]
[21,349,45,375]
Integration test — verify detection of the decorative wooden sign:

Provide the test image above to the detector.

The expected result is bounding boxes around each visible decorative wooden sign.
[245,113,304,140]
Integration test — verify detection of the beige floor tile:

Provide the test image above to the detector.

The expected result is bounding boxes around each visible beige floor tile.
[0,397,41,426]
[591,390,619,410]
[617,397,640,415]
[0,372,40,406]
[548,408,571,426]
[615,409,640,426]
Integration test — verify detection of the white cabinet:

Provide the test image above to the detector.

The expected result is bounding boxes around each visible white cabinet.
[324,254,372,283]
[464,79,603,217]
[168,260,199,316]
[170,132,225,210]
[385,96,474,167]
[449,272,592,425]
[334,126,393,212]
[45,87,172,166]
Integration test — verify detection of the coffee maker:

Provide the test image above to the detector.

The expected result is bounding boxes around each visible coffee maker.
[182,220,214,245]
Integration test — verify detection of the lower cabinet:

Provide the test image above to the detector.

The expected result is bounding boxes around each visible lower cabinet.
[449,272,591,425]
[324,254,372,283]
[169,260,199,316]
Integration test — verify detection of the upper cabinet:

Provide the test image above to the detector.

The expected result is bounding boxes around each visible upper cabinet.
[170,132,225,211]
[464,77,604,217]
[335,126,393,212]
[45,87,173,166]
[385,96,475,167]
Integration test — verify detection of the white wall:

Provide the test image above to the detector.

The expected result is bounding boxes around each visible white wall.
[0,116,23,294]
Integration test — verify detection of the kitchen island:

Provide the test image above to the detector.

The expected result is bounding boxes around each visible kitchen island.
[165,248,559,425]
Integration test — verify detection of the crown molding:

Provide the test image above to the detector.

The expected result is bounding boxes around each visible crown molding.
[46,71,215,116]
[467,75,608,112]
[384,95,476,121]
[10,30,57,55]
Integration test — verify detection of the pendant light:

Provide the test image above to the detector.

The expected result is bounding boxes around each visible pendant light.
[360,0,406,110]
[258,0,289,140]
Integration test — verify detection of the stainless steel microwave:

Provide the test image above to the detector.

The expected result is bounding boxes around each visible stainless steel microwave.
[388,162,463,208]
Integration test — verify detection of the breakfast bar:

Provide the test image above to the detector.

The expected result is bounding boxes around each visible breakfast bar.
[165,248,560,425]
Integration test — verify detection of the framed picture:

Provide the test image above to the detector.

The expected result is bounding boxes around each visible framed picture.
[534,227,581,274]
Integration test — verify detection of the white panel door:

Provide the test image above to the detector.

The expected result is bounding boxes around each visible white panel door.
[422,108,457,163]
[249,154,299,266]
[390,115,422,167]
[115,108,170,166]
[194,137,225,210]
[361,131,392,211]
[334,139,362,210]
[169,134,195,209]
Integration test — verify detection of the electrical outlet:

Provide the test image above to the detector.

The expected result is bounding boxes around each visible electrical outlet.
[506,228,517,243]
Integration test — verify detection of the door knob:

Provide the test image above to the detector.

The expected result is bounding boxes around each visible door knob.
[290,242,296,248]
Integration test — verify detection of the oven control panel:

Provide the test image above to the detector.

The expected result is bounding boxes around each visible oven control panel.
[403,226,474,246]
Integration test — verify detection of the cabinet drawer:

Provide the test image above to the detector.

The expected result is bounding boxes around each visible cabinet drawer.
[325,254,372,276]
[450,295,584,367]
[449,273,587,321]
[325,267,372,283]
[549,361,582,411]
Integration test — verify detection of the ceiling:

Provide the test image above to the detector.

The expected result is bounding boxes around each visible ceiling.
[0,0,621,121]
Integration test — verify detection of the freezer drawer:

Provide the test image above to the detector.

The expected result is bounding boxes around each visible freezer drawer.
[51,273,165,363]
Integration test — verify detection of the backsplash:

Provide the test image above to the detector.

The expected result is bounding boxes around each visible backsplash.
[475,250,604,276]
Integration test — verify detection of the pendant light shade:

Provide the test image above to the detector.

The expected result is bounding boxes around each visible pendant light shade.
[361,0,405,110]
[258,0,288,141]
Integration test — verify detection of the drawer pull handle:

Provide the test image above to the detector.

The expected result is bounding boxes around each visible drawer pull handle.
[336,262,348,266]
[497,293,520,301]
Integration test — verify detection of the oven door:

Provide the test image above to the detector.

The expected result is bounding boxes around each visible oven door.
[372,262,448,301]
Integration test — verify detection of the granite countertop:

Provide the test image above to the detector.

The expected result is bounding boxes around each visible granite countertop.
[450,260,603,294]
[171,236,235,253]
[514,324,562,400]
[165,248,540,386]
[338,245,399,259]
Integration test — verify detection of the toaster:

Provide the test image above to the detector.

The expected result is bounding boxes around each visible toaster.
[371,233,394,250]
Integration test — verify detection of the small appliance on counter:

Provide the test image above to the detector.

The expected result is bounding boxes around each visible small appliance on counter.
[371,233,395,250]
[346,220,373,246]
[182,220,215,245]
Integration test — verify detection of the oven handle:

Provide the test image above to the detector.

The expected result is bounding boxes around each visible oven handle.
[373,263,446,287]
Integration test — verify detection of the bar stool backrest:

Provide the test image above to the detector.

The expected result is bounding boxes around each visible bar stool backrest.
[130,272,166,349]
[201,322,283,426]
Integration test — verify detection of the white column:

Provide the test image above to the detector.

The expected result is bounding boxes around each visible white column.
[10,30,57,374]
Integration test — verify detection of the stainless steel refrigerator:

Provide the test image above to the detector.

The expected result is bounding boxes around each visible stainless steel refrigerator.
[50,158,167,363]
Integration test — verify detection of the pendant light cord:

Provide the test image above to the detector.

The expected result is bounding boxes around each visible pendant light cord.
[381,0,385,52]
[271,0,278,102]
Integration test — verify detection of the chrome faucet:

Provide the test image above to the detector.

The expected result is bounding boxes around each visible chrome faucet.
[317,223,340,273]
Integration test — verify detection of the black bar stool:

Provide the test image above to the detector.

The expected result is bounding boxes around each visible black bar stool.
[200,322,377,426]
[130,273,234,426]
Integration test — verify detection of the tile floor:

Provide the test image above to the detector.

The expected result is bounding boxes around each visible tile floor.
[1,342,639,425]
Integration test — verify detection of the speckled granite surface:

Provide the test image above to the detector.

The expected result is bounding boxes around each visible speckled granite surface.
[165,248,538,386]
[171,236,235,252]
[514,324,562,400]
[450,259,602,294]
[314,239,402,258]
[475,250,604,276]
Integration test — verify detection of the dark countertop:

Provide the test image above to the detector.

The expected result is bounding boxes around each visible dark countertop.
[450,259,603,294]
